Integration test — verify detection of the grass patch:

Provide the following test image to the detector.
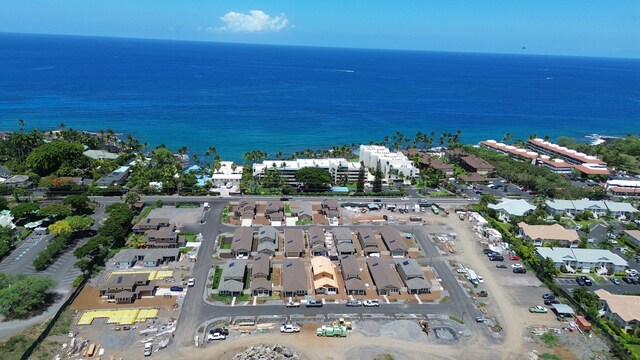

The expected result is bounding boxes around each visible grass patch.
[439,295,449,304]
[428,189,451,197]
[296,220,314,225]
[211,266,222,289]
[284,204,291,215]
[220,237,232,250]
[137,204,157,221]
[210,293,250,303]
[449,315,464,324]
[540,332,560,347]
[626,344,640,359]
[17,229,32,240]
[591,276,605,286]
[374,355,395,360]
[221,205,230,223]
[181,232,197,242]
[48,308,74,336]
[540,353,562,360]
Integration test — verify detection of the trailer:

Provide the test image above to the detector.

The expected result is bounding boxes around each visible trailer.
[316,325,348,337]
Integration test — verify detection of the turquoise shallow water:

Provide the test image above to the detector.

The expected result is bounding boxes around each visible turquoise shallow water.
[1,33,639,161]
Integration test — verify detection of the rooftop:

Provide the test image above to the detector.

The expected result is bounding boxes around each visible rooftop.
[536,247,628,267]
[488,199,536,216]
[594,289,640,323]
[518,223,580,242]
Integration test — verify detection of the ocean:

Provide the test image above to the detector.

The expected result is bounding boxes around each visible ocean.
[1,33,639,161]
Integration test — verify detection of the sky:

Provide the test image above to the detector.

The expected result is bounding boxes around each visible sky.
[0,1,639,58]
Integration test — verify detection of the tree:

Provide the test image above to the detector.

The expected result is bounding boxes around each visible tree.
[242,149,268,164]
[25,141,90,176]
[372,160,383,193]
[479,193,498,207]
[64,194,93,214]
[0,274,57,318]
[356,162,366,193]
[37,204,72,219]
[48,220,72,234]
[124,191,141,205]
[0,197,7,211]
[66,215,94,231]
[9,202,39,220]
[294,167,332,190]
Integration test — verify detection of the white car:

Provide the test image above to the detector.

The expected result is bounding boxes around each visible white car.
[286,301,300,308]
[187,278,195,287]
[363,299,380,307]
[477,276,484,283]
[208,332,226,341]
[143,342,153,356]
[280,324,301,333]
[511,263,523,268]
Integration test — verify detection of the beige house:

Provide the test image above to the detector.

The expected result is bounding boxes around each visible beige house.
[595,289,640,333]
[311,256,339,294]
[518,222,580,247]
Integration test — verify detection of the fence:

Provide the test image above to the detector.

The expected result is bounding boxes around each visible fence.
[20,279,87,360]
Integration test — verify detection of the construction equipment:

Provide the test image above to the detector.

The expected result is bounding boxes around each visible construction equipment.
[316,325,348,337]
[332,318,352,330]
[419,319,430,335]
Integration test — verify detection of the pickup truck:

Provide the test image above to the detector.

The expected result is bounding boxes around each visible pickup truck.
[280,324,301,333]
[306,299,323,308]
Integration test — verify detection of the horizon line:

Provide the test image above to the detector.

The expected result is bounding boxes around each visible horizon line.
[2,31,639,61]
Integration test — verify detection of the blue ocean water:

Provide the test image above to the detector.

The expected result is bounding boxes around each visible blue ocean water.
[1,33,639,161]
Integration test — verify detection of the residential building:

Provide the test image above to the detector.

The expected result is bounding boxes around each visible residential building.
[310,256,339,294]
[218,260,247,296]
[308,226,328,257]
[357,228,380,256]
[83,149,119,160]
[112,249,179,269]
[379,226,408,258]
[606,179,640,197]
[546,199,637,218]
[604,202,638,218]
[282,259,308,298]
[95,166,130,188]
[210,161,243,187]
[3,175,30,187]
[624,230,640,248]
[256,226,278,255]
[536,248,628,274]
[594,289,640,333]
[366,258,401,295]
[291,201,313,221]
[488,199,536,221]
[231,227,254,258]
[340,255,366,295]
[359,145,419,180]
[527,138,609,175]
[234,200,256,220]
[460,155,495,176]
[333,227,355,255]
[99,272,156,303]
[265,200,284,221]
[144,225,179,248]
[321,199,340,219]
[133,218,170,233]
[396,259,431,294]
[252,158,362,186]
[419,155,455,176]
[480,140,539,161]
[536,157,575,174]
[284,228,305,258]
[518,223,580,247]
[250,255,272,297]
[458,173,488,183]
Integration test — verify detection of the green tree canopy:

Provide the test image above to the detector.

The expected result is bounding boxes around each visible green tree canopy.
[64,194,93,214]
[37,204,72,219]
[0,274,57,318]
[48,220,72,234]
[25,141,90,176]
[294,167,332,190]
[356,162,366,193]
[66,215,94,231]
[372,160,383,193]
[10,202,39,219]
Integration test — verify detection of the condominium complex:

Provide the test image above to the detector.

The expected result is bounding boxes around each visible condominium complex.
[359,145,419,180]
[252,158,362,186]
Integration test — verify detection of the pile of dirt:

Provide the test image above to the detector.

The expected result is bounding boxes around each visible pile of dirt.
[231,343,306,360]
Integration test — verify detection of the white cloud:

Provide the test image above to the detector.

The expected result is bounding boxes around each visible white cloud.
[216,10,290,33]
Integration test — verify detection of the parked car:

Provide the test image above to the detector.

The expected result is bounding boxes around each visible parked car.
[544,299,560,306]
[477,276,484,283]
[346,300,363,307]
[187,278,195,287]
[280,324,301,333]
[363,299,380,307]
[611,278,621,285]
[286,301,300,307]
[475,316,485,323]
[513,267,527,274]
[483,249,495,254]
[496,264,507,269]
[528,306,549,313]
[576,277,586,286]
[170,286,184,292]
[580,276,593,286]
[210,328,229,336]
[542,293,556,300]
[489,255,504,261]
[511,263,523,268]
[306,299,323,308]
[208,332,226,341]
[509,255,520,261]
[143,342,153,356]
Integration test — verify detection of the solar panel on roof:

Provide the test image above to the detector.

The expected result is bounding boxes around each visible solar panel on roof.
[117,276,123,283]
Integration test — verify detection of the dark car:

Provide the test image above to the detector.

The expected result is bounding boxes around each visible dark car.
[210,328,229,336]
[544,299,561,306]
[581,276,593,286]
[576,277,586,286]
[280,197,291,201]
[623,277,634,284]
[513,267,527,274]
[496,264,507,269]
[489,255,504,262]
[631,277,639,285]
[483,249,495,254]
[170,286,184,292]
[373,199,382,202]
[542,293,555,300]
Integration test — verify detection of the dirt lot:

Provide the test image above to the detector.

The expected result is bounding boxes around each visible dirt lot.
[147,206,204,226]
